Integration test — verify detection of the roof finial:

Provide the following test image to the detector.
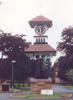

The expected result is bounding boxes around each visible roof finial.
[40,4,41,15]
[40,0,42,15]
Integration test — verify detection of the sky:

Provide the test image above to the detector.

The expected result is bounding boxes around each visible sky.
[0,0,73,64]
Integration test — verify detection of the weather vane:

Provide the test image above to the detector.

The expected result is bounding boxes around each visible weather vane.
[40,0,42,15]
[40,4,41,15]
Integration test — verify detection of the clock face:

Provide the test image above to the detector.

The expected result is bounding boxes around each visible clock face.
[35,25,46,35]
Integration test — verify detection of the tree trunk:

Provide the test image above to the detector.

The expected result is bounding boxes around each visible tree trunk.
[1,51,3,59]
[18,81,20,88]
[23,80,25,87]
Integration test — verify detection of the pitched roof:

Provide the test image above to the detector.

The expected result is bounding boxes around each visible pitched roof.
[29,15,52,28]
[29,15,52,22]
[25,44,56,53]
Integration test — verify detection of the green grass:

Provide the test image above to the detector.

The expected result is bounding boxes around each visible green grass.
[10,88,21,92]
[18,86,30,89]
[9,83,30,92]
[14,83,30,89]
[11,93,71,99]
[67,84,73,90]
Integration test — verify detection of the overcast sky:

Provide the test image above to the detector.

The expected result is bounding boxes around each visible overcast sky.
[0,0,73,63]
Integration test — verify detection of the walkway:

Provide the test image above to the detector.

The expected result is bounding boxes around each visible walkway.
[53,84,73,94]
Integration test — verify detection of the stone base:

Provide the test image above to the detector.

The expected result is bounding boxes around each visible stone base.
[30,78,52,94]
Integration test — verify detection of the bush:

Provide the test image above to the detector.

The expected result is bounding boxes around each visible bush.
[66,69,73,84]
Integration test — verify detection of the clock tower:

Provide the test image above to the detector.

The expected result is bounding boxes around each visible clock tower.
[25,15,56,94]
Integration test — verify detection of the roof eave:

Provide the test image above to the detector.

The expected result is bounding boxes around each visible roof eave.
[29,21,52,28]
[25,51,56,53]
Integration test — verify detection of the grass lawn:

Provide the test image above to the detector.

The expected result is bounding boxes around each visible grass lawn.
[9,83,30,93]
[67,84,73,90]
[11,93,72,99]
[10,88,22,93]
[14,83,30,90]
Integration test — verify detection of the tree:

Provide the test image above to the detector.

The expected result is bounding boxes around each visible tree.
[14,54,31,87]
[0,59,11,80]
[0,32,29,59]
[0,29,3,34]
[0,32,31,84]
[57,27,73,55]
[0,1,2,5]
[53,56,69,81]
[56,27,73,81]
[66,69,73,84]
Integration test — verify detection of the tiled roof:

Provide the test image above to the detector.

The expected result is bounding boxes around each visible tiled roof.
[29,15,52,22]
[25,44,56,53]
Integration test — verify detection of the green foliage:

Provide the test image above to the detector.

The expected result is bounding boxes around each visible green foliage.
[42,56,48,69]
[0,29,3,35]
[0,33,30,59]
[0,32,31,81]
[0,59,11,79]
[53,56,68,81]
[10,88,21,92]
[57,26,73,55]
[67,84,73,90]
[14,83,30,89]
[66,69,73,83]
[55,26,73,81]
[42,56,51,69]
[0,2,2,5]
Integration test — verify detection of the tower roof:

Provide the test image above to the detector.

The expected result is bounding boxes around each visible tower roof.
[29,15,52,28]
[29,15,52,22]
[25,44,56,53]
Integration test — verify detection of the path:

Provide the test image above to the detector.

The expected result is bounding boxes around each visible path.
[53,84,73,94]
